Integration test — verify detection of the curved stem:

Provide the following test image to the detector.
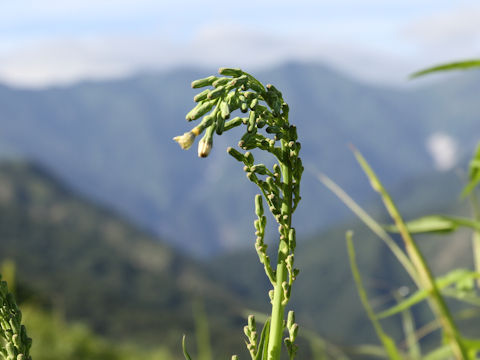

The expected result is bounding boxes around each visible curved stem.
[267,140,293,360]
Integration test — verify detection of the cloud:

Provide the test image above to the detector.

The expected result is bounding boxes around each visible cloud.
[0,24,416,88]
[402,5,480,57]
[1,1,479,88]
[426,133,458,171]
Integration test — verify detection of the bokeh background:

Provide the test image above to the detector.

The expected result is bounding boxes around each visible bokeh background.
[1,1,480,359]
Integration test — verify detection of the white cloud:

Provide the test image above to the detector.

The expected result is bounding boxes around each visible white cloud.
[426,133,458,171]
[0,25,417,88]
[402,5,480,56]
[1,1,479,87]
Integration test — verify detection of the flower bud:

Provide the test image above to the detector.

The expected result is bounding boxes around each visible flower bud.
[243,325,250,338]
[186,100,216,121]
[223,117,243,131]
[218,67,243,77]
[255,194,264,217]
[248,315,256,329]
[198,125,214,158]
[248,111,256,133]
[198,137,212,158]
[287,310,295,329]
[290,323,299,341]
[227,147,245,162]
[191,75,216,88]
[212,77,230,88]
[216,111,225,135]
[193,89,210,102]
[220,101,230,120]
[207,86,225,100]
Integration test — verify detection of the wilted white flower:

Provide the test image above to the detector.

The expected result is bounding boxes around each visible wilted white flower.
[173,131,196,150]
[198,137,212,158]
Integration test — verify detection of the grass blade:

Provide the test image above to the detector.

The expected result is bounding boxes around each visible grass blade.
[192,299,212,360]
[398,299,421,360]
[422,344,453,360]
[346,344,388,358]
[352,148,468,359]
[386,215,480,234]
[378,269,480,318]
[386,215,458,234]
[255,318,270,360]
[346,231,403,360]
[182,335,193,360]
[315,171,418,283]
[410,59,480,78]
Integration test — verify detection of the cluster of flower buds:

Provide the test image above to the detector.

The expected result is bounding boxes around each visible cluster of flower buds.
[0,276,32,360]
[176,68,304,360]
[244,315,258,358]
[284,311,298,359]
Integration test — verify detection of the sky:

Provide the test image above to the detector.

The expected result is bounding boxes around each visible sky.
[1,1,480,88]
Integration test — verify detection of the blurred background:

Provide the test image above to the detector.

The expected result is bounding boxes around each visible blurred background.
[1,1,480,359]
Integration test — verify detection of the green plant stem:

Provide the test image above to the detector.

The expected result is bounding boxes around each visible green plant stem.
[267,141,293,360]
[468,190,480,287]
[268,258,287,360]
[346,232,403,360]
[354,150,468,359]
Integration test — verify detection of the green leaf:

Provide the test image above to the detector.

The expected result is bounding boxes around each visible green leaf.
[386,215,480,234]
[377,269,480,319]
[422,344,453,360]
[410,59,480,78]
[395,291,421,359]
[347,232,403,360]
[182,335,193,360]
[460,142,480,198]
[463,337,480,350]
[255,318,270,360]
[315,171,418,283]
[461,170,480,199]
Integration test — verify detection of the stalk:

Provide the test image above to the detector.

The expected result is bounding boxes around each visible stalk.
[468,190,480,287]
[176,69,303,360]
[267,149,293,360]
[354,149,468,359]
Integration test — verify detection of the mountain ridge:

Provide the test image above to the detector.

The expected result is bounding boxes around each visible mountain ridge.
[0,61,478,256]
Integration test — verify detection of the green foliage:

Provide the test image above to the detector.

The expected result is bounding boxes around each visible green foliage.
[21,305,171,360]
[346,232,403,360]
[0,275,32,360]
[410,59,480,78]
[387,216,480,234]
[321,145,480,359]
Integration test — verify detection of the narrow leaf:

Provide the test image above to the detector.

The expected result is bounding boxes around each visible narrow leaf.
[394,292,421,359]
[386,215,480,234]
[182,335,193,360]
[347,232,403,360]
[255,318,270,360]
[461,171,480,199]
[315,170,417,283]
[422,344,453,360]
[378,269,480,319]
[410,59,480,78]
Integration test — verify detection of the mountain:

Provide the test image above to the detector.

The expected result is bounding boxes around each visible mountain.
[0,160,247,358]
[0,62,479,256]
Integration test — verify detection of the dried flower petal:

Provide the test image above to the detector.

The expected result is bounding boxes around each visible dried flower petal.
[173,132,196,150]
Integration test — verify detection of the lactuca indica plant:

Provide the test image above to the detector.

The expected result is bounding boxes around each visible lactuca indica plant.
[0,275,32,360]
[174,68,303,360]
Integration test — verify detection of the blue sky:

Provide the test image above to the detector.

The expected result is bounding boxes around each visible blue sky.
[1,1,480,87]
